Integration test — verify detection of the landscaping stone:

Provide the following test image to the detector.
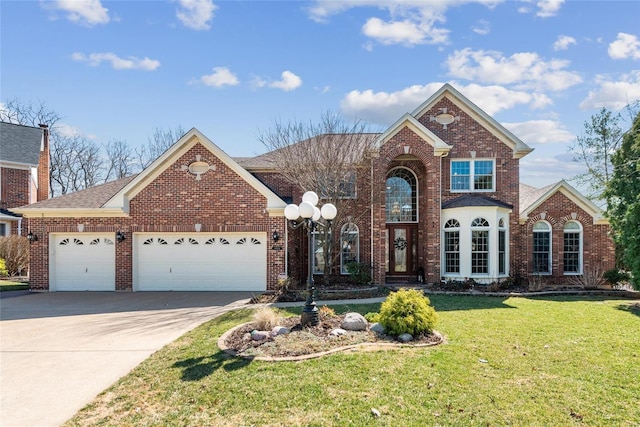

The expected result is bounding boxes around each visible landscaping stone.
[369,323,385,334]
[341,312,368,331]
[271,326,290,336]
[329,328,347,337]
[250,330,269,341]
[398,333,413,342]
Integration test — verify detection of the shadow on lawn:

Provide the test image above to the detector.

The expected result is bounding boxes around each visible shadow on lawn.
[173,351,252,381]
[616,302,640,318]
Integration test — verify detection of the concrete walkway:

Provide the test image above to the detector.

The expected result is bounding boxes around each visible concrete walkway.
[0,291,254,427]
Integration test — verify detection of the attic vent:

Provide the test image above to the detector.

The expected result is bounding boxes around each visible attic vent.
[180,154,216,181]
[430,108,460,129]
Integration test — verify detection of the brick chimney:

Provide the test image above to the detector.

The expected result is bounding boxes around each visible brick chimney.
[37,124,50,201]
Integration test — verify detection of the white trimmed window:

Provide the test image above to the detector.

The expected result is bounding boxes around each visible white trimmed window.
[471,217,490,274]
[340,223,359,274]
[444,219,460,274]
[312,231,325,274]
[563,221,582,274]
[451,159,495,192]
[498,218,507,275]
[533,221,551,274]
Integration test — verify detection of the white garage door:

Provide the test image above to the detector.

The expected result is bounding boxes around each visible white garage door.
[52,234,116,291]
[134,233,267,291]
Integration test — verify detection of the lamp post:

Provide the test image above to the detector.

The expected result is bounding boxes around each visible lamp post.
[284,191,337,327]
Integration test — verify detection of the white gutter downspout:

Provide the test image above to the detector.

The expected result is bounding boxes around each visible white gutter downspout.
[17,217,22,236]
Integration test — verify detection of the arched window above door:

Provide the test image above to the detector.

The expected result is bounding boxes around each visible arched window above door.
[386,167,417,223]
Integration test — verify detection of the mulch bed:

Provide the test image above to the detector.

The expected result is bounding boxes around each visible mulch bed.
[221,313,443,360]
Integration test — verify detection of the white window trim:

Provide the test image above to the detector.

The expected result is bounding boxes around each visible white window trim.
[450,159,496,193]
[532,221,552,275]
[563,221,583,275]
[386,166,419,223]
[470,218,491,277]
[340,224,359,274]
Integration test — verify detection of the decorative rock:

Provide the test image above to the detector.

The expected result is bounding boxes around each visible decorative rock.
[369,322,385,334]
[341,312,368,331]
[329,328,347,337]
[271,326,291,336]
[250,330,269,341]
[398,333,413,342]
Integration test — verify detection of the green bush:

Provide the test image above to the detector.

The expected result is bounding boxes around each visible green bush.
[604,268,630,286]
[345,262,372,285]
[378,289,438,336]
[364,312,380,323]
[0,259,8,277]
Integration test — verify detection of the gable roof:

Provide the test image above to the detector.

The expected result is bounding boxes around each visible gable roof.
[0,122,43,167]
[374,113,452,157]
[519,180,607,224]
[412,84,534,159]
[103,128,287,214]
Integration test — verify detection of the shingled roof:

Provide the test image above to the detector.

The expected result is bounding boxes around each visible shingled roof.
[442,194,513,210]
[0,122,43,166]
[16,175,137,210]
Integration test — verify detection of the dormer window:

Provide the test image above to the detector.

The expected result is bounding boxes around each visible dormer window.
[451,159,495,192]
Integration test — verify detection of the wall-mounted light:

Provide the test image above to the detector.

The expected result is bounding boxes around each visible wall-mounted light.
[27,231,38,244]
[272,230,280,242]
[115,231,126,242]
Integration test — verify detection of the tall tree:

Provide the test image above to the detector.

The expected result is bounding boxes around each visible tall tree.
[570,108,623,209]
[135,125,186,169]
[605,111,640,289]
[258,112,377,283]
[104,139,136,181]
[49,133,104,195]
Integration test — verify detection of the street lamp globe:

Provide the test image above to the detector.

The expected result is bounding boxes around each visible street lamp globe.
[321,203,337,220]
[284,204,299,220]
[302,191,319,206]
[298,201,315,219]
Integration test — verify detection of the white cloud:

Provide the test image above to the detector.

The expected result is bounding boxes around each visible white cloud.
[198,67,239,87]
[340,82,552,125]
[269,71,302,91]
[472,19,491,35]
[608,33,640,60]
[579,71,640,110]
[503,120,574,145]
[306,1,502,47]
[176,0,217,31]
[45,0,110,26]
[520,154,585,187]
[71,52,160,71]
[445,48,582,91]
[536,0,564,17]
[553,35,576,51]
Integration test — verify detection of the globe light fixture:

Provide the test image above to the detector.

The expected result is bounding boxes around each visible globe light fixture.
[283,191,338,326]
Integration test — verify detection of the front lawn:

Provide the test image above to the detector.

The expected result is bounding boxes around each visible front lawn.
[65,295,640,426]
[0,279,29,291]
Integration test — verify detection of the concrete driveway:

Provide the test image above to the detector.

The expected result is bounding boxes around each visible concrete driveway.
[0,291,254,427]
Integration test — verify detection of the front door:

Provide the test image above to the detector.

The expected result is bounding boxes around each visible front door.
[386,225,418,275]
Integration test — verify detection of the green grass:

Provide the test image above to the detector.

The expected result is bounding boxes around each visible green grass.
[0,279,28,291]
[65,295,640,426]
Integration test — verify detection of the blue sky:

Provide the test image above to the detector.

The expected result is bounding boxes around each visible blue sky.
[2,0,639,188]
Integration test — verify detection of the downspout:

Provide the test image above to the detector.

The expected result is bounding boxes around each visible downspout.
[18,217,22,236]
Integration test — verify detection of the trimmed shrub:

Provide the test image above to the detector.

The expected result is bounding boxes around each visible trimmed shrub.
[378,289,438,336]
[364,312,380,323]
[345,262,372,285]
[604,268,631,287]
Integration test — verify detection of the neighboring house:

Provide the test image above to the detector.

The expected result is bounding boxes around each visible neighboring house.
[0,122,49,237]
[14,84,614,292]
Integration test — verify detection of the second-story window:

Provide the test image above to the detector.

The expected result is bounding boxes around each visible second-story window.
[451,159,495,192]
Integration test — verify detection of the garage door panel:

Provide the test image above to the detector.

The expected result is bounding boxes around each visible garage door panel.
[52,234,115,291]
[134,233,266,291]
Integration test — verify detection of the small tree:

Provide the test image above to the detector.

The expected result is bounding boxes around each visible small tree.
[0,236,29,276]
[258,112,378,283]
[605,110,640,290]
[570,108,623,209]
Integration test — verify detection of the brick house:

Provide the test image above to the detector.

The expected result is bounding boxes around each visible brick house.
[14,84,614,291]
[0,122,50,237]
